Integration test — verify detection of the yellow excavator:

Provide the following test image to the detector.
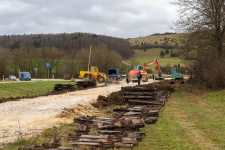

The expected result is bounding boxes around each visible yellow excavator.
[79,66,106,83]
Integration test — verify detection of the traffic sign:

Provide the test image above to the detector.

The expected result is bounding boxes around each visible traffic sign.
[46,63,50,68]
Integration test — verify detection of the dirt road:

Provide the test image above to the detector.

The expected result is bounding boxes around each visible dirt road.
[0,82,146,146]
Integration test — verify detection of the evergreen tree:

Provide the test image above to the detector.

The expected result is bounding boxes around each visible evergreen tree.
[160,51,165,57]
[165,48,169,54]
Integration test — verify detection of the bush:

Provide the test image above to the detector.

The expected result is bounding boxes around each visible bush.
[160,51,165,57]
[165,48,169,54]
[191,54,225,89]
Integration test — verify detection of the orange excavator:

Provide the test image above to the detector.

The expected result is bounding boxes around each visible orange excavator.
[129,58,162,82]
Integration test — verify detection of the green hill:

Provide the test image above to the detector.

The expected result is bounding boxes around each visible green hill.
[126,33,188,74]
[127,48,185,69]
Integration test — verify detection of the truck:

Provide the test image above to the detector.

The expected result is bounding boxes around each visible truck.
[79,66,106,83]
[107,68,120,81]
[18,72,31,81]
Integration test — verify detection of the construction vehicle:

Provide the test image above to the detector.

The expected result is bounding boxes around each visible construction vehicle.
[79,66,106,83]
[170,64,184,79]
[129,59,162,82]
[107,68,120,82]
[169,64,185,84]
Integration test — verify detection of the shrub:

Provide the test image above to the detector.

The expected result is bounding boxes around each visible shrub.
[165,48,169,54]
[160,51,165,57]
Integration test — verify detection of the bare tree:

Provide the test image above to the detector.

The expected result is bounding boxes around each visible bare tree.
[172,0,225,88]
[76,44,122,73]
[41,47,63,77]
[62,52,81,78]
[0,46,9,76]
[10,45,36,75]
[172,0,225,58]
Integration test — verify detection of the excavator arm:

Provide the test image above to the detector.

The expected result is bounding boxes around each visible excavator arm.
[143,59,162,77]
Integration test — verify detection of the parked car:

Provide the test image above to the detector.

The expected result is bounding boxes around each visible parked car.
[9,75,17,81]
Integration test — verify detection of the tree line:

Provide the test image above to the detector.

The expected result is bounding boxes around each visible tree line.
[0,33,134,79]
[132,43,178,50]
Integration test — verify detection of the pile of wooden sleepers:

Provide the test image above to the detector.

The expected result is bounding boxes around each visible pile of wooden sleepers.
[67,84,171,149]
[76,81,97,88]
[54,84,75,91]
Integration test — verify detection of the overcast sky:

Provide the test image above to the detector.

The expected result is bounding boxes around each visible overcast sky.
[0,0,178,38]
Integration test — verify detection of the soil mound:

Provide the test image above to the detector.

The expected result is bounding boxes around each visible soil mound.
[92,91,123,108]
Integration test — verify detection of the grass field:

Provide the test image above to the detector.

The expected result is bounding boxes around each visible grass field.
[0,81,72,99]
[126,48,187,71]
[138,85,225,150]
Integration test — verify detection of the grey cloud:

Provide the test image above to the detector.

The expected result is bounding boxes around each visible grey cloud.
[0,0,178,38]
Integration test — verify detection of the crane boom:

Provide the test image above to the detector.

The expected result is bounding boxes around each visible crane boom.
[143,59,162,77]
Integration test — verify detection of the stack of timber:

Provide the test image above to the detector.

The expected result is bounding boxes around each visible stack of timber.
[54,84,75,91]
[76,81,96,88]
[71,116,145,148]
[119,84,171,124]
[113,105,159,124]
[68,84,172,148]
[121,86,169,106]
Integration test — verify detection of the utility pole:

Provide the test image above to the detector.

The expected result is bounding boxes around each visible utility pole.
[87,45,92,80]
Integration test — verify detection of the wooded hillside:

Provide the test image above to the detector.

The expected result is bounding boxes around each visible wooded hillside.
[0,33,134,79]
[0,33,133,58]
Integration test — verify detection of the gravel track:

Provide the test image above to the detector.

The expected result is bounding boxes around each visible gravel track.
[0,82,143,146]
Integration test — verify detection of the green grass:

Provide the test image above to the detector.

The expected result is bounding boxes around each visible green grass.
[126,48,187,72]
[134,48,180,59]
[138,113,197,150]
[0,81,72,98]
[137,86,225,150]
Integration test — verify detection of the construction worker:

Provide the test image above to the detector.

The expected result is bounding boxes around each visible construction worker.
[137,71,142,85]
[152,73,155,80]
[126,72,129,84]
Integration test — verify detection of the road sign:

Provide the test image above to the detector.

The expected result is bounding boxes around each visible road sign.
[46,63,50,68]
[46,63,50,81]
[185,70,188,73]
